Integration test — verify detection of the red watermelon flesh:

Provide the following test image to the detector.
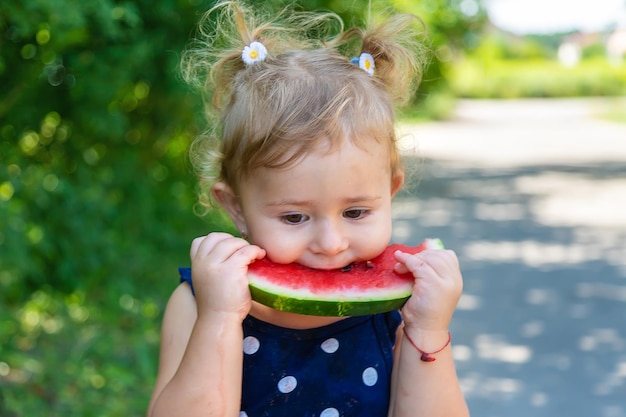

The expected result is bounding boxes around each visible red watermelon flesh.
[247,238,444,316]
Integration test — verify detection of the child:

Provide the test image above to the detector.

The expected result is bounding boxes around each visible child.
[148,1,468,416]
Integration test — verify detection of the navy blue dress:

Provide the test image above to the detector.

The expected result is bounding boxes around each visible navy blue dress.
[179,267,402,417]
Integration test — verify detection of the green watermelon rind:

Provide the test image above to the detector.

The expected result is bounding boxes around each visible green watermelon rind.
[249,285,411,316]
[248,238,445,317]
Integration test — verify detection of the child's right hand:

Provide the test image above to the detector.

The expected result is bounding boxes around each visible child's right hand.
[189,232,266,321]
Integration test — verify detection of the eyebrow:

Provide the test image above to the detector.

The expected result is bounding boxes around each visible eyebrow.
[265,196,382,207]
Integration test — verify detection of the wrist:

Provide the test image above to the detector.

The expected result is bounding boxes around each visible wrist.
[402,327,451,362]
[400,311,451,332]
[196,309,246,327]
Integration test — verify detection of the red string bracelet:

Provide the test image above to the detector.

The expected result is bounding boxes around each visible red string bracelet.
[402,328,451,362]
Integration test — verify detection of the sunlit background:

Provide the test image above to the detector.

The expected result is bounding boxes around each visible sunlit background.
[395,97,626,416]
[1,0,625,416]
[487,0,626,34]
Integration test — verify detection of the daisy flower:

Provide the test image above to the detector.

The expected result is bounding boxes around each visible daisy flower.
[359,52,375,76]
[242,41,268,65]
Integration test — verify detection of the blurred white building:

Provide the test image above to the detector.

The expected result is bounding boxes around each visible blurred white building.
[558,29,626,67]
[606,28,626,63]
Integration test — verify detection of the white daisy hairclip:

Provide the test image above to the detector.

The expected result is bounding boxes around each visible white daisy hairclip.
[242,41,268,66]
[351,52,375,76]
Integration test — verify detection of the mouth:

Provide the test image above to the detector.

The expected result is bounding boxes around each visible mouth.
[305,259,372,272]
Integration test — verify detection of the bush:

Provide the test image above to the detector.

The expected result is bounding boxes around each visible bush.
[0,1,234,415]
[448,57,626,99]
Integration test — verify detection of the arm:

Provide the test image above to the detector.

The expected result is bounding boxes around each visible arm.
[388,249,469,417]
[147,233,266,417]
[147,284,245,417]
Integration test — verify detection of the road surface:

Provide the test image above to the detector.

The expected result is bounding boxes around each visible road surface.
[394,98,626,417]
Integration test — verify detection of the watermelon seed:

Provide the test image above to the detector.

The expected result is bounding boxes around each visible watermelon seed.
[341,264,353,272]
[366,260,374,268]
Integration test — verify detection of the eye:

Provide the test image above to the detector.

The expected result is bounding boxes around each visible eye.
[280,213,309,225]
[343,208,369,220]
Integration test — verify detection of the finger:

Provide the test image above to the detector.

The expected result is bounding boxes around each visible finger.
[190,236,206,260]
[226,244,266,267]
[417,249,460,278]
[397,249,459,276]
[194,235,268,272]
[202,236,252,263]
[392,251,411,274]
[394,250,439,280]
[394,262,410,274]
[191,232,238,260]
[190,232,234,259]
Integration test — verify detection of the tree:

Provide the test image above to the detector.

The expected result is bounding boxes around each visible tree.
[391,0,488,99]
[0,0,217,298]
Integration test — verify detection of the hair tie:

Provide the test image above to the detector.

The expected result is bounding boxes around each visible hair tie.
[242,41,268,65]
[351,52,375,76]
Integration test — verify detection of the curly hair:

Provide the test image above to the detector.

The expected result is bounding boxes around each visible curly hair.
[181,1,429,211]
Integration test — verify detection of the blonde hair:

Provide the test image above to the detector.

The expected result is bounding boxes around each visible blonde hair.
[181,1,428,210]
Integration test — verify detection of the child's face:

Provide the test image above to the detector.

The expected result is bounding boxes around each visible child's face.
[221,138,403,269]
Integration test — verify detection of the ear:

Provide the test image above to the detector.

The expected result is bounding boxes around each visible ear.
[212,182,248,235]
[390,170,405,197]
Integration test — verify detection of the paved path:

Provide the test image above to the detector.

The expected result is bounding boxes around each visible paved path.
[393,99,626,417]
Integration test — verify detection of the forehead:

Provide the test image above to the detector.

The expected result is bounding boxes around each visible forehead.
[241,138,392,198]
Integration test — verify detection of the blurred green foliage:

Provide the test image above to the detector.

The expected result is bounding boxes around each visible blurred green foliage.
[448,31,626,98]
[392,0,487,118]
[0,0,229,415]
[1,0,214,298]
[0,0,484,415]
[450,57,626,98]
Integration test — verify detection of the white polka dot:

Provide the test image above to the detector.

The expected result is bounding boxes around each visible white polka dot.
[320,337,339,354]
[320,407,340,417]
[277,376,298,393]
[362,367,378,386]
[243,336,260,355]
[239,412,248,417]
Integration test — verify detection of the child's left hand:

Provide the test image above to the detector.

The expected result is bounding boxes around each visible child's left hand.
[393,249,463,331]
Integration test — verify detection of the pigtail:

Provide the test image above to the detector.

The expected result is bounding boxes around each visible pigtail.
[180,1,254,109]
[181,1,342,110]
[336,13,429,105]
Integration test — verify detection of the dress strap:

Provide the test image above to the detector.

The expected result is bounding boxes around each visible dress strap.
[178,267,194,295]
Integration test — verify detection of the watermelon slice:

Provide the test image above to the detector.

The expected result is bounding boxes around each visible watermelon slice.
[248,238,444,317]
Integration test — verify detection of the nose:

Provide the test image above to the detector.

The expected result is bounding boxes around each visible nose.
[311,219,349,256]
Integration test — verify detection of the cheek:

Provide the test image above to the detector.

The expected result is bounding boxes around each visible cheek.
[372,213,392,245]
[261,243,301,264]
[359,213,394,252]
[366,225,393,255]
[249,228,302,264]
